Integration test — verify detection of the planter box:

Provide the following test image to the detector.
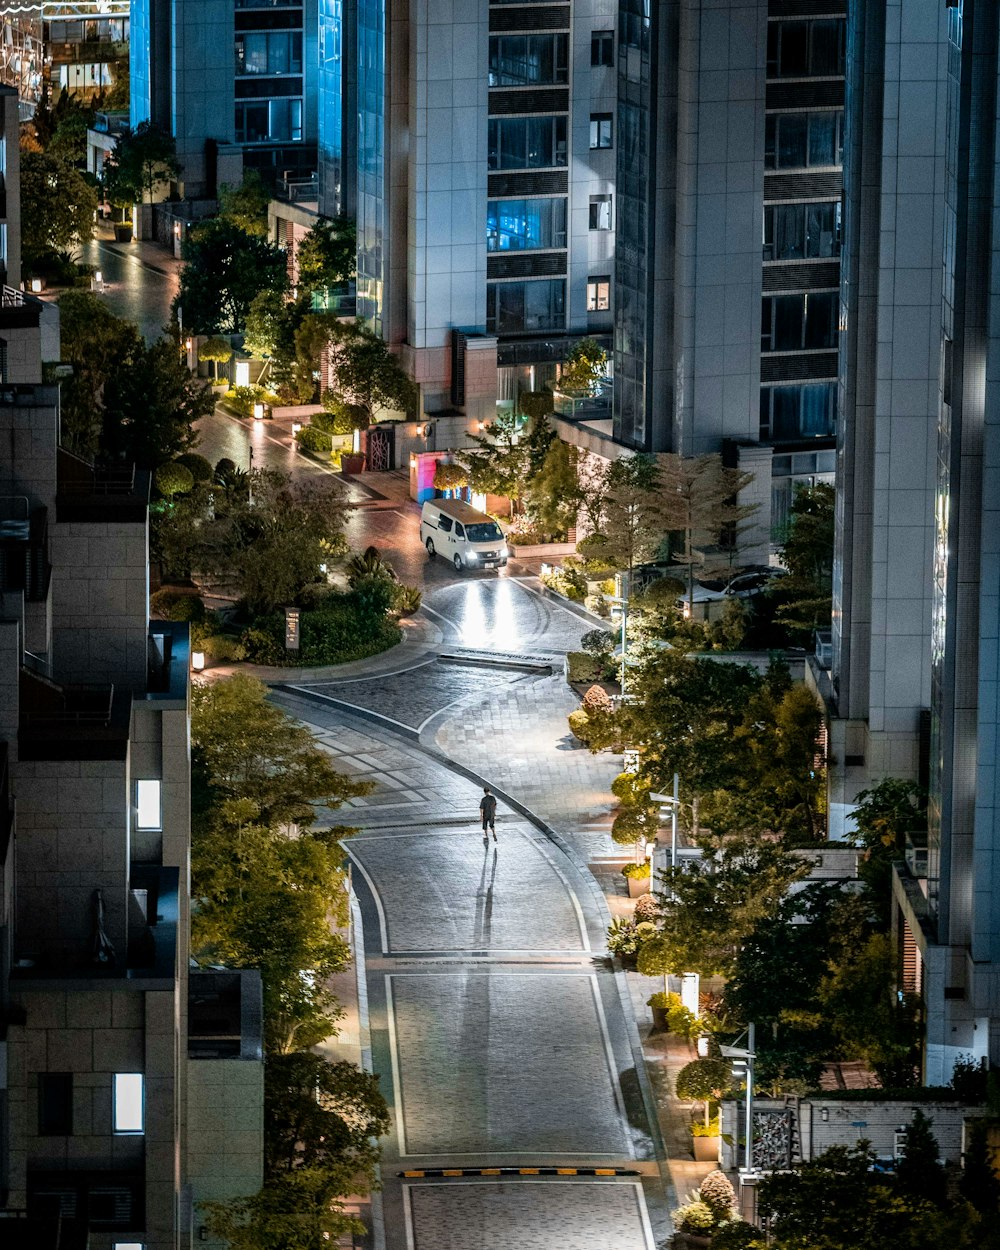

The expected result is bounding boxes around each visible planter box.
[341,453,366,474]
[650,1005,669,1031]
[114,224,133,242]
[627,874,650,898]
[692,1135,721,1163]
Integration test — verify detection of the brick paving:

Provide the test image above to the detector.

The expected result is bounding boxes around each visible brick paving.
[407,1181,650,1250]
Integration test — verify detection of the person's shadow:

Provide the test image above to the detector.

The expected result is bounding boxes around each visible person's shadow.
[474,846,498,948]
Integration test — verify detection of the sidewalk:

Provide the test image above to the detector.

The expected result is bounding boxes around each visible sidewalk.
[94,222,185,278]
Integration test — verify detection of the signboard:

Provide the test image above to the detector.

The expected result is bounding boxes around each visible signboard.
[284,607,301,651]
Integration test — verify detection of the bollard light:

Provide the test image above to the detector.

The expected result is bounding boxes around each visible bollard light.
[191,651,205,672]
[253,402,265,420]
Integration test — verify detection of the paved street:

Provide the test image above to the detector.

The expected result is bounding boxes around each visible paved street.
[79,237,180,342]
[271,686,669,1250]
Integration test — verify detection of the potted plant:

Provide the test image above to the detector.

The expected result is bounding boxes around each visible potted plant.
[622,859,651,898]
[672,1171,738,1248]
[675,1057,731,1162]
[671,1199,715,1248]
[647,990,669,1031]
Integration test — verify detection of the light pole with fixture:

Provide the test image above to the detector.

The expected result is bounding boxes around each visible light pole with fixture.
[608,571,629,697]
[722,1023,756,1174]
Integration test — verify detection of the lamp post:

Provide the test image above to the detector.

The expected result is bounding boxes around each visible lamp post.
[609,572,629,698]
[651,773,682,883]
[722,1024,757,1174]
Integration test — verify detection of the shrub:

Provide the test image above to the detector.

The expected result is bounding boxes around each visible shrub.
[581,628,615,656]
[195,633,246,662]
[673,1200,715,1233]
[691,1116,722,1138]
[228,384,259,419]
[433,461,468,491]
[611,804,655,846]
[392,584,422,616]
[176,452,214,482]
[566,652,601,684]
[633,892,659,923]
[150,588,206,622]
[240,595,402,667]
[518,390,554,422]
[606,917,642,957]
[950,1053,988,1103]
[319,393,369,432]
[567,707,592,744]
[666,996,700,1040]
[699,1170,736,1221]
[622,861,650,880]
[585,594,611,618]
[582,684,613,713]
[154,461,195,498]
[215,457,238,481]
[296,425,333,455]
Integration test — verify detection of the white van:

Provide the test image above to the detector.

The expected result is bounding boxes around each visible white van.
[419,499,509,571]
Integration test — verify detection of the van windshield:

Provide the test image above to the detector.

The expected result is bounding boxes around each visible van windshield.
[465,522,504,543]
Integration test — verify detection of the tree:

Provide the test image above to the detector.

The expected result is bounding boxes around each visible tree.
[847,778,926,912]
[658,453,756,605]
[558,337,609,397]
[819,932,921,1086]
[218,171,271,237]
[57,290,142,457]
[896,1111,948,1208]
[19,151,97,267]
[578,454,668,575]
[296,216,356,290]
[433,462,469,492]
[324,321,417,423]
[675,1057,733,1125]
[758,1143,947,1250]
[103,121,179,209]
[525,437,582,539]
[460,411,529,504]
[154,461,195,499]
[637,839,809,978]
[101,336,215,468]
[960,1118,1000,1215]
[774,482,836,637]
[177,218,289,334]
[198,335,233,380]
[191,673,366,829]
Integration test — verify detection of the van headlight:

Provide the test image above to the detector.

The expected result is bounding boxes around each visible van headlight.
[500,545,509,557]
[466,551,478,562]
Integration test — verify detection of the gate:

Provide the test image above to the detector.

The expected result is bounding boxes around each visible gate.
[366,424,395,472]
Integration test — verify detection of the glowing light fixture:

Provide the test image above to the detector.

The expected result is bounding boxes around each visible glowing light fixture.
[191,651,205,671]
[253,402,265,420]
[235,361,251,387]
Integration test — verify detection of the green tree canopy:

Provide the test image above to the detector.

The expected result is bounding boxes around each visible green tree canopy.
[459,411,528,503]
[177,218,289,334]
[20,150,97,267]
[296,216,356,290]
[525,436,582,538]
[218,171,271,237]
[773,481,836,637]
[324,320,417,422]
[57,290,142,457]
[558,337,609,397]
[102,120,179,208]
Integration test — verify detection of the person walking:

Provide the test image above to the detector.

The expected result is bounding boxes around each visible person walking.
[480,786,498,842]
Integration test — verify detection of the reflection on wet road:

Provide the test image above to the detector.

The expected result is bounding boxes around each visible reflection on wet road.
[78,240,179,342]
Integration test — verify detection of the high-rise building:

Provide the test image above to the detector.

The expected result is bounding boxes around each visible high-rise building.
[557,0,845,549]
[130,0,319,197]
[0,84,263,1245]
[316,0,618,422]
[1,2,129,118]
[829,0,1000,1080]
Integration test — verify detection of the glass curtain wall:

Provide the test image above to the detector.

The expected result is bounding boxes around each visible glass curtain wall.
[356,0,385,329]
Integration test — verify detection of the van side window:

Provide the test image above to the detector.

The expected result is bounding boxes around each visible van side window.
[438,516,453,533]
[455,523,465,539]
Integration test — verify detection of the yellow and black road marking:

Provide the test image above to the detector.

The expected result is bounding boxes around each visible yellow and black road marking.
[399,1166,639,1178]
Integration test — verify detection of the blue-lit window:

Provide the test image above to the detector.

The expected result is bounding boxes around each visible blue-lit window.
[235,98,303,143]
[759,383,836,440]
[236,31,303,75]
[487,116,567,170]
[489,34,568,86]
[486,198,567,251]
[486,280,566,334]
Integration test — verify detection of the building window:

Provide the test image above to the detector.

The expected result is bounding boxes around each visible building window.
[488,116,568,170]
[487,198,567,251]
[135,780,161,831]
[486,279,566,334]
[489,34,568,86]
[587,276,611,312]
[39,1073,74,1136]
[764,111,843,170]
[591,30,614,66]
[235,98,303,143]
[763,201,840,260]
[590,114,613,150]
[761,291,838,351]
[589,195,613,230]
[113,1243,144,1250]
[235,31,303,76]
[759,382,836,440]
[766,19,845,78]
[113,1074,145,1135]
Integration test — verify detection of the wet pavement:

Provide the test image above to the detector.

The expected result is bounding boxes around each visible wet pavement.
[78,238,180,342]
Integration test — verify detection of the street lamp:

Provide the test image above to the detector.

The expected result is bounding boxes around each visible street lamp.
[651,773,682,883]
[608,572,629,697]
[722,1024,757,1175]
